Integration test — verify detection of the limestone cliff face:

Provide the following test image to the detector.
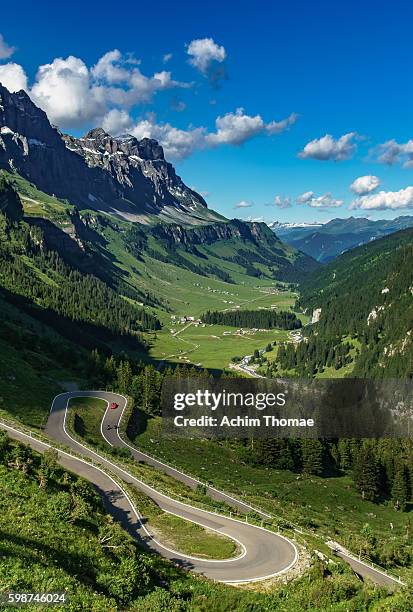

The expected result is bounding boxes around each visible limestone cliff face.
[151,219,279,247]
[0,84,212,221]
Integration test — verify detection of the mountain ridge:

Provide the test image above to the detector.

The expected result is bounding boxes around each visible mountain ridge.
[0,83,220,224]
[274,215,413,262]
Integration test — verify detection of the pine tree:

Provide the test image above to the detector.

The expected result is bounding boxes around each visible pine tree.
[116,361,133,393]
[133,365,162,416]
[337,439,352,471]
[301,439,323,475]
[353,448,379,502]
[255,439,295,470]
[391,464,408,511]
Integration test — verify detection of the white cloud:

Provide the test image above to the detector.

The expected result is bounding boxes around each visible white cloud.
[0,62,28,92]
[187,37,226,74]
[234,200,253,209]
[92,49,132,83]
[299,132,358,161]
[101,108,132,134]
[375,139,413,168]
[206,108,263,146]
[163,53,173,63]
[3,50,191,128]
[0,34,15,60]
[129,115,207,160]
[122,106,297,160]
[31,56,103,126]
[273,195,292,209]
[297,191,343,208]
[266,113,299,134]
[0,43,296,160]
[350,186,413,211]
[350,175,381,195]
[296,191,315,204]
[91,50,190,107]
[206,108,297,146]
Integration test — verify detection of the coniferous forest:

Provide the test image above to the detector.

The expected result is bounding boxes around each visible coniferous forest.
[0,186,161,352]
[297,228,413,378]
[201,309,302,329]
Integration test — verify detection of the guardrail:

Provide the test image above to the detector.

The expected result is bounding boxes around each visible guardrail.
[326,540,406,586]
[1,407,407,587]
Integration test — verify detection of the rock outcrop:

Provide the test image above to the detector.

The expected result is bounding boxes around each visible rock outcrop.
[151,218,280,247]
[0,83,215,222]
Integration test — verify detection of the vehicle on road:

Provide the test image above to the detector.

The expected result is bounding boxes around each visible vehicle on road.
[110,402,119,410]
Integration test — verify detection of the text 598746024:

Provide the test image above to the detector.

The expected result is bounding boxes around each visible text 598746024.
[0,592,68,607]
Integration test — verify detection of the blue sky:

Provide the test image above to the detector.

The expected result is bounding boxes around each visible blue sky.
[1,0,413,223]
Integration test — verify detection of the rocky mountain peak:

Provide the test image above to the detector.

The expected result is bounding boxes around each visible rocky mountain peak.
[78,130,165,161]
[0,82,61,146]
[84,127,108,140]
[136,138,165,161]
[0,83,219,223]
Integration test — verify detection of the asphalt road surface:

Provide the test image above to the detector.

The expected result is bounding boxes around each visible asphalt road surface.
[332,550,404,589]
[25,390,298,583]
[2,391,402,587]
[101,393,270,517]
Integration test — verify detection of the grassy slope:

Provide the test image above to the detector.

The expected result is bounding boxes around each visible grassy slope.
[0,294,89,427]
[7,170,302,308]
[70,397,107,445]
[297,227,413,377]
[7,171,75,223]
[134,417,413,580]
[9,171,311,371]
[0,444,262,611]
[0,466,400,612]
[69,397,237,560]
[0,335,61,427]
[104,227,311,369]
[102,219,301,319]
[0,463,120,611]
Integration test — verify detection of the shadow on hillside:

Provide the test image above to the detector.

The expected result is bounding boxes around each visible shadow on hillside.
[0,286,146,354]
[26,216,129,287]
[95,485,196,570]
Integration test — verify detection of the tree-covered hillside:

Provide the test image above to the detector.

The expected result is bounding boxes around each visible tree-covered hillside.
[0,177,161,355]
[297,228,413,377]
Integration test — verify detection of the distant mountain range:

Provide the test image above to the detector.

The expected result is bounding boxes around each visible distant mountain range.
[271,216,413,262]
[269,221,324,231]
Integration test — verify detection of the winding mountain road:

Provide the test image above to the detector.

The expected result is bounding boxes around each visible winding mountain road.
[101,392,270,517]
[2,391,298,584]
